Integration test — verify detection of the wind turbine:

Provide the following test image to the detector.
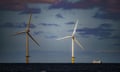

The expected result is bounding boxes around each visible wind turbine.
[56,20,84,63]
[14,13,40,63]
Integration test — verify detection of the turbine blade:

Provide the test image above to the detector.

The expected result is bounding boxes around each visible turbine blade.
[13,31,26,36]
[27,32,40,47]
[74,38,84,50]
[72,20,79,36]
[56,36,72,40]
[26,13,32,30]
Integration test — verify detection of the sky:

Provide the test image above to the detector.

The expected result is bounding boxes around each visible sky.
[0,0,120,63]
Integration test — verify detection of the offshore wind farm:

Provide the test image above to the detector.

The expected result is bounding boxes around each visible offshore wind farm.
[0,0,120,63]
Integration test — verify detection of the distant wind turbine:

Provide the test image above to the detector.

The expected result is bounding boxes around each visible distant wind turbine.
[14,13,40,63]
[56,20,84,63]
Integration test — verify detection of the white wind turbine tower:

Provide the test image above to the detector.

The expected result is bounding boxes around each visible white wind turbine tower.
[14,13,40,63]
[56,20,84,63]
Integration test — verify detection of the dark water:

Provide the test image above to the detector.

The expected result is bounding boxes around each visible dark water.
[0,63,120,72]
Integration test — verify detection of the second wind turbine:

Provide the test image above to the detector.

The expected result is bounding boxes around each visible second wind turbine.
[56,20,84,63]
[14,13,40,63]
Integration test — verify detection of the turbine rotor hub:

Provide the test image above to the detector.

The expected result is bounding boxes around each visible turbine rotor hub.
[72,36,75,40]
[26,29,30,32]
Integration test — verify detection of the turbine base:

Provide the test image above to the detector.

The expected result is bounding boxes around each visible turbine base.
[72,57,75,64]
[26,56,30,64]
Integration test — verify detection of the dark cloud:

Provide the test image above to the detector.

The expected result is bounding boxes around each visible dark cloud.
[33,31,44,35]
[0,0,60,11]
[114,43,120,46]
[103,0,120,13]
[39,23,59,27]
[98,23,112,28]
[0,22,36,28]
[49,0,120,20]
[48,0,99,10]
[78,23,115,39]
[68,23,116,39]
[93,10,120,20]
[0,1,27,11]
[109,35,120,39]
[55,14,64,18]
[49,0,120,12]
[45,35,57,39]
[65,21,75,25]
[19,8,41,14]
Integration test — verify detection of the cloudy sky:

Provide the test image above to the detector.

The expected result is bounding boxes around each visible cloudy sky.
[0,0,120,63]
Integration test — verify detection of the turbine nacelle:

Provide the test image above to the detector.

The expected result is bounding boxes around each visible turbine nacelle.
[26,29,30,33]
[72,36,75,40]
